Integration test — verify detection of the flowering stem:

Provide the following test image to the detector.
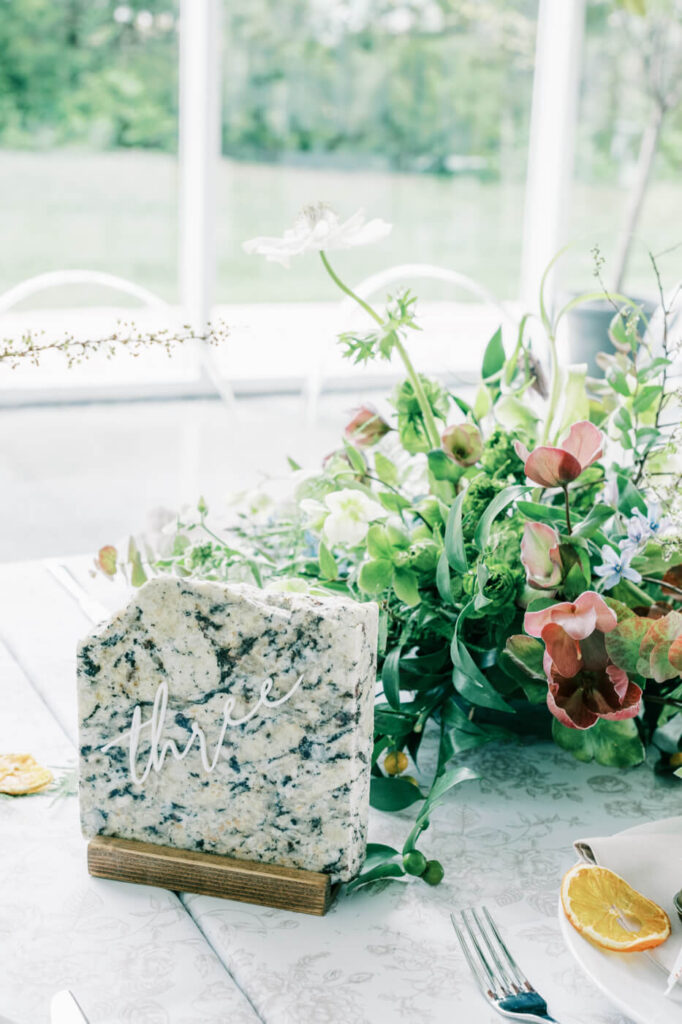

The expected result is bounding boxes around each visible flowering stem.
[562,485,573,536]
[641,574,682,598]
[319,251,441,450]
[393,336,442,449]
[541,331,561,445]
[319,250,384,327]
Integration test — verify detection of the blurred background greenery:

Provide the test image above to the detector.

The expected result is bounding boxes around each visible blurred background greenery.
[0,0,679,302]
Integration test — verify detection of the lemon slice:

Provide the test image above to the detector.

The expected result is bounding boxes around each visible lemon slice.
[0,753,53,795]
[561,863,670,952]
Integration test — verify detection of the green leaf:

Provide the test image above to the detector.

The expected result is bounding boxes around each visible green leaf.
[452,640,514,713]
[392,566,421,606]
[574,504,616,538]
[607,368,631,397]
[386,524,410,549]
[382,646,402,710]
[637,357,671,381]
[639,612,682,682]
[436,550,454,605]
[363,843,401,867]
[604,616,649,673]
[421,765,477,816]
[358,558,393,594]
[526,595,557,612]
[502,635,546,680]
[474,484,528,552]
[438,699,512,763]
[370,776,423,811]
[128,537,148,588]
[377,490,412,514]
[613,407,633,435]
[616,476,647,515]
[318,540,338,580]
[481,326,505,380]
[427,448,462,482]
[400,648,450,676]
[560,543,591,601]
[552,718,645,768]
[374,451,399,486]
[556,365,590,437]
[444,490,467,572]
[374,706,415,741]
[495,395,539,434]
[517,501,565,524]
[346,861,406,892]
[473,383,492,420]
[366,525,394,561]
[286,455,302,471]
[632,385,661,414]
[343,441,366,474]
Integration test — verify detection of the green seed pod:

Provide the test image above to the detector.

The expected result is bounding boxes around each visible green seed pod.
[402,850,427,876]
[422,860,445,886]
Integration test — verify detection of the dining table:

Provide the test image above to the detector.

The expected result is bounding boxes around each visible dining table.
[2,555,680,1024]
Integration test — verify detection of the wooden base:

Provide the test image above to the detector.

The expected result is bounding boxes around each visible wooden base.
[87,836,335,916]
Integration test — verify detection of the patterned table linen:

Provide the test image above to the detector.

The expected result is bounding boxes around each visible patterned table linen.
[0,639,260,1024]
[3,558,682,1023]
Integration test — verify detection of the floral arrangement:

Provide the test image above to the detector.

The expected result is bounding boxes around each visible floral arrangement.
[97,205,682,889]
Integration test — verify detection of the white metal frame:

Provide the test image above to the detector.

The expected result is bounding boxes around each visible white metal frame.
[178,0,221,329]
[520,0,586,311]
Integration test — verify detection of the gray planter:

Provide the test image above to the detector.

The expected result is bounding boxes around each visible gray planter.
[565,296,657,376]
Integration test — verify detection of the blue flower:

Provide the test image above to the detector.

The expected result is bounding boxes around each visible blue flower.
[631,500,671,540]
[594,545,642,590]
[620,514,647,551]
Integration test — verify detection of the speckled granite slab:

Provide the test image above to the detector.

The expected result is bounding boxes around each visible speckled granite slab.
[77,578,378,881]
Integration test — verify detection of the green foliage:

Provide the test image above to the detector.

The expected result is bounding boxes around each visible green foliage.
[101,243,682,894]
[392,374,449,454]
[552,719,645,768]
[0,0,178,150]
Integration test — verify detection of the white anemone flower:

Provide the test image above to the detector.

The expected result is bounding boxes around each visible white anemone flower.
[243,203,392,267]
[322,489,386,547]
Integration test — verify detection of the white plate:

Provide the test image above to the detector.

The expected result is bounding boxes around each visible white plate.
[559,821,682,1024]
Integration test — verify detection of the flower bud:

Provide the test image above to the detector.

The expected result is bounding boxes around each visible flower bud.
[441,423,483,467]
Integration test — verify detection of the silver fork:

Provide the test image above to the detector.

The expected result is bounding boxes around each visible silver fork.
[451,907,561,1023]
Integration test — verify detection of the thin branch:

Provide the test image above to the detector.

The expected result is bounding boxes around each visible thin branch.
[0,321,228,370]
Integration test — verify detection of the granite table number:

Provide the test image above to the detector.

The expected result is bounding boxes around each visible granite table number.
[77,578,378,910]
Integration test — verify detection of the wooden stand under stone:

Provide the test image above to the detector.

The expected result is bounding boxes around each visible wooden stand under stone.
[88,836,336,916]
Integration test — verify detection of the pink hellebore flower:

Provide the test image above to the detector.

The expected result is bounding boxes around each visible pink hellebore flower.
[524,591,642,730]
[514,421,604,489]
[520,522,562,590]
[344,405,391,447]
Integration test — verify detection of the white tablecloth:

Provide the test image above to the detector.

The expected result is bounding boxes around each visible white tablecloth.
[2,558,680,1024]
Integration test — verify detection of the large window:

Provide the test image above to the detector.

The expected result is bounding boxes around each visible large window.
[0,0,680,396]
[218,1,538,303]
[0,1,179,306]
[563,0,682,297]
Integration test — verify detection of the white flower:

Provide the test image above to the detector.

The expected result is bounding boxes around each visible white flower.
[243,204,392,268]
[322,489,386,547]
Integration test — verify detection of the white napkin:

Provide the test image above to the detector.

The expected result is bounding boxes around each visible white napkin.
[574,815,682,989]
